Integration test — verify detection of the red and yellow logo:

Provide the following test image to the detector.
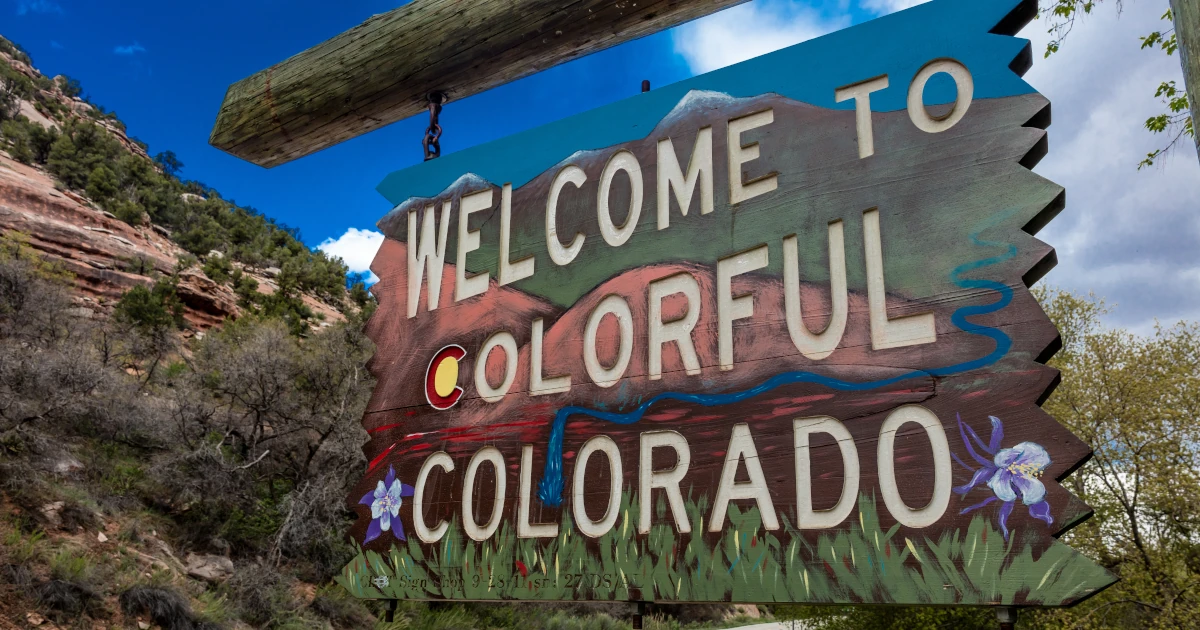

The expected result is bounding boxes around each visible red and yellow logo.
[424,345,466,410]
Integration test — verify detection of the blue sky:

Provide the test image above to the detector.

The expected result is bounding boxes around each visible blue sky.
[0,0,870,247]
[5,0,1199,331]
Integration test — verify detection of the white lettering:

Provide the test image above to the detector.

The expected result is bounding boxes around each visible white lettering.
[519,445,557,538]
[863,209,936,350]
[499,183,535,286]
[639,431,692,534]
[475,331,518,403]
[877,405,952,528]
[573,435,623,538]
[598,150,644,247]
[456,189,492,302]
[583,295,634,388]
[834,75,889,159]
[657,127,714,230]
[794,417,859,529]
[414,451,454,543]
[530,318,571,396]
[717,245,769,371]
[406,203,451,318]
[648,273,703,380]
[908,59,974,133]
[783,222,848,361]
[462,447,506,542]
[728,110,778,205]
[546,165,587,266]
[709,423,780,532]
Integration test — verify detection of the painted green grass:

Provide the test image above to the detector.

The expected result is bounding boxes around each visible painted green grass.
[338,494,1113,606]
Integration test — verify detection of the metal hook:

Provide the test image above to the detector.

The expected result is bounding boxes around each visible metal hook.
[422,91,447,161]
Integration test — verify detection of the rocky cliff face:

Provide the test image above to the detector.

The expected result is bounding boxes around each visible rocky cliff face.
[0,154,242,328]
[0,46,345,330]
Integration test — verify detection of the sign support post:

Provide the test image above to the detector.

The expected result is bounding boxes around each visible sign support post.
[1171,0,1200,159]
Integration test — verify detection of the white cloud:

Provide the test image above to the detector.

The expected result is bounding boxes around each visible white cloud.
[672,0,850,74]
[859,0,929,14]
[1024,2,1200,332]
[319,228,385,283]
[16,0,62,16]
[671,0,1200,332]
[113,42,146,56]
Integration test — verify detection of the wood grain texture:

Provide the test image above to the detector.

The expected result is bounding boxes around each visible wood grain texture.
[208,0,749,168]
[338,0,1115,606]
[1171,0,1200,158]
[338,89,1114,605]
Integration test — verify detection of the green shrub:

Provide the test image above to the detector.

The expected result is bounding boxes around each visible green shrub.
[55,75,83,99]
[48,547,93,583]
[0,36,33,65]
[114,278,184,333]
[0,119,33,162]
[2,528,46,564]
[203,255,233,284]
[0,118,56,165]
[85,164,118,204]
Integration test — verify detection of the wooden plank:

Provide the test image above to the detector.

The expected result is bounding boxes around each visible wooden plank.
[339,0,1115,608]
[1171,0,1200,159]
[208,0,749,168]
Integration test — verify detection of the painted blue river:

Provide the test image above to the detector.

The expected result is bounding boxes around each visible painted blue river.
[536,218,1022,507]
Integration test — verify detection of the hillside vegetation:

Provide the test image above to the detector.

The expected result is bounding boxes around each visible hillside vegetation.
[1,35,366,336]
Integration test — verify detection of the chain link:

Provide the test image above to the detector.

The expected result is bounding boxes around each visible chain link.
[422,92,446,161]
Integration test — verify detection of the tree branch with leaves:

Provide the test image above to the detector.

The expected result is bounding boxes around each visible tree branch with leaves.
[1043,0,1195,167]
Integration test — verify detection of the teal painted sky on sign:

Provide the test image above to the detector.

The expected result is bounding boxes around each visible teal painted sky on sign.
[376,0,1034,206]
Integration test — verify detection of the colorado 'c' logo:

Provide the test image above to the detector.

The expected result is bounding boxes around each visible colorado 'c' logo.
[425,345,466,410]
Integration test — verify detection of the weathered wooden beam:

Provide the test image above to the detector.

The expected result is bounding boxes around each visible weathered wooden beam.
[209,0,750,168]
[1171,0,1200,160]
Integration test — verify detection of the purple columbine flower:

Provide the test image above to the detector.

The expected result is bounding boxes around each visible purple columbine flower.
[359,466,414,544]
[953,414,1053,540]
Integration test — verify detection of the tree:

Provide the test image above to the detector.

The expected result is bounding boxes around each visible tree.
[1029,288,1200,629]
[1043,1,1195,167]
[112,277,183,383]
[0,76,18,121]
[56,75,83,99]
[153,150,183,177]
[85,165,118,204]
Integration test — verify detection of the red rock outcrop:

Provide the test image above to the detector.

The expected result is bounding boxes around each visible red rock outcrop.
[0,47,346,331]
[0,153,240,328]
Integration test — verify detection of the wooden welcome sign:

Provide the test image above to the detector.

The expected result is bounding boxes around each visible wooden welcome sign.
[339,0,1115,607]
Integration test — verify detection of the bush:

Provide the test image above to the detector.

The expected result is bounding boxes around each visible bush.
[85,164,118,204]
[226,563,301,626]
[114,278,184,334]
[56,75,83,99]
[39,118,351,309]
[203,255,232,284]
[1,117,58,164]
[309,585,376,628]
[48,120,122,191]
[154,150,183,177]
[36,579,97,620]
[119,586,219,630]
[0,62,34,122]
[0,36,33,66]
[3,34,355,311]
[0,233,71,340]
[776,605,996,629]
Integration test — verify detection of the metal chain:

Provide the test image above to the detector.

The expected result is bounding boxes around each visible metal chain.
[422,92,446,161]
